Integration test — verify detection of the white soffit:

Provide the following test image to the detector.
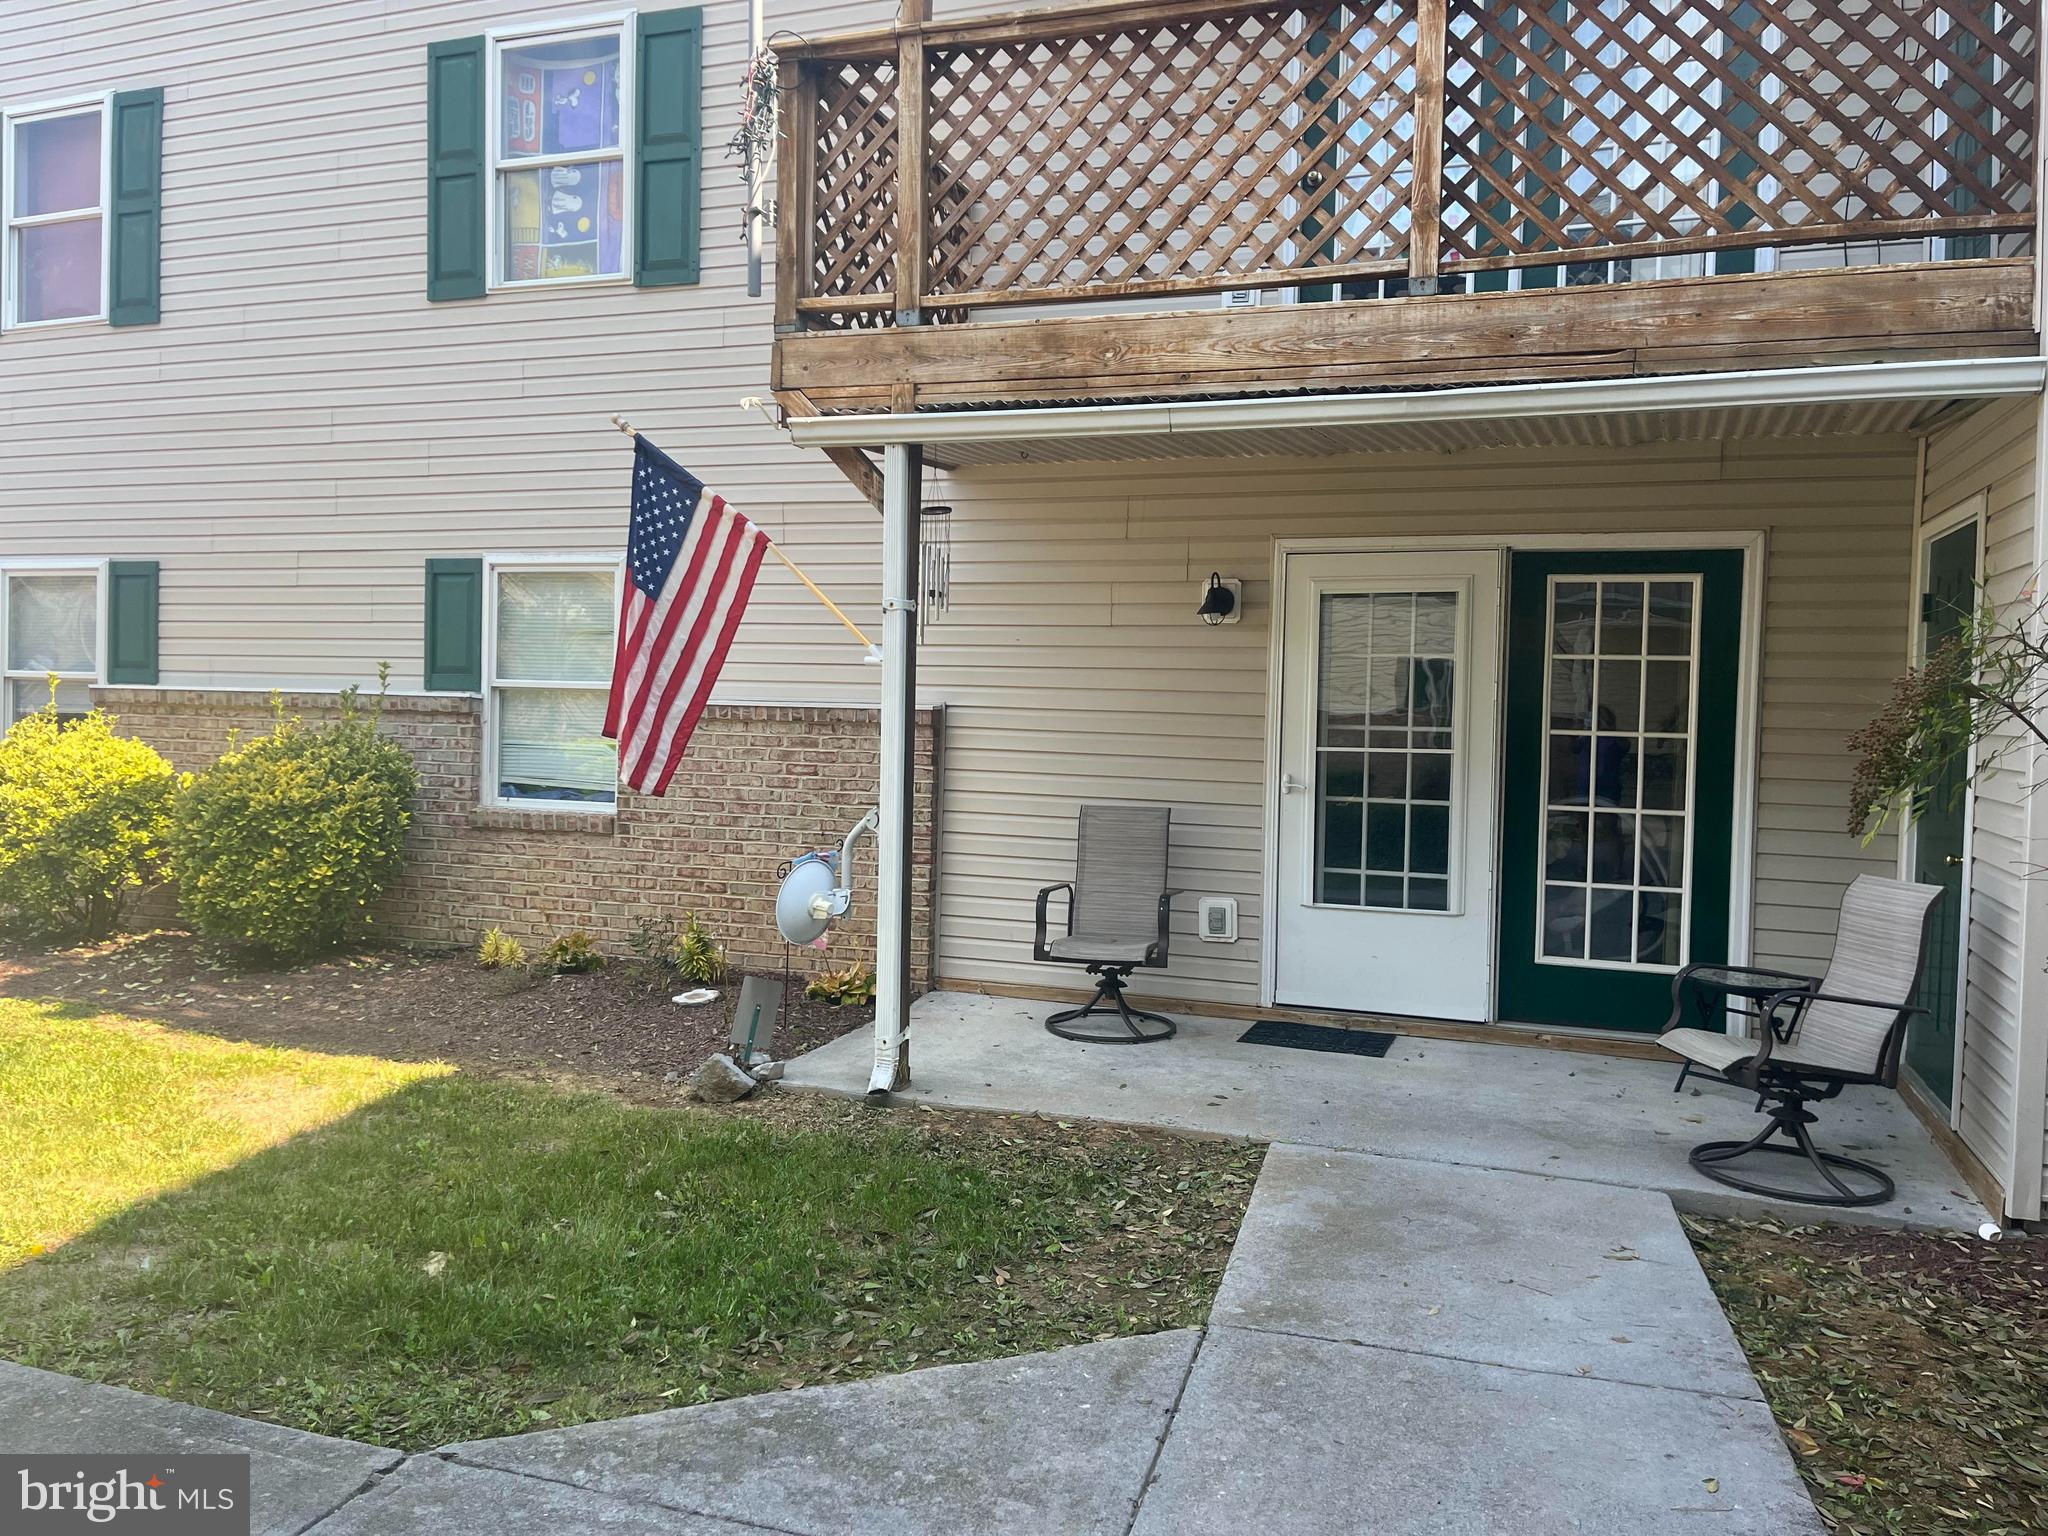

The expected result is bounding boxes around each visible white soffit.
[785,358,2048,470]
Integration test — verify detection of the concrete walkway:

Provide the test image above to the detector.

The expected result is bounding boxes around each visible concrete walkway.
[783,991,1989,1232]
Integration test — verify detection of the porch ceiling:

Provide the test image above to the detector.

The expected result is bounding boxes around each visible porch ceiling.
[785,358,2048,472]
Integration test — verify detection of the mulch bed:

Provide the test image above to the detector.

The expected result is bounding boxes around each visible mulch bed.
[0,930,870,1103]
[1687,1214,2048,1536]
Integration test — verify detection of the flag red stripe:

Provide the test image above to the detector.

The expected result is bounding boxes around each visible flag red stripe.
[617,496,742,761]
[622,516,751,789]
[649,536,768,795]
[614,491,728,739]
[602,587,652,739]
[619,510,747,782]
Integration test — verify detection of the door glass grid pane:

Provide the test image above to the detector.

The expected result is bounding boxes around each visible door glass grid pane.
[1540,576,1696,968]
[1316,590,1457,911]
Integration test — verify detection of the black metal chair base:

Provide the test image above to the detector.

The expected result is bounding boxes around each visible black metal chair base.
[1045,967,1177,1045]
[1689,1098,1895,1208]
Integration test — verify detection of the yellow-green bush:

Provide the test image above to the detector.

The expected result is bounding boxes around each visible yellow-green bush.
[806,960,875,1007]
[477,927,528,970]
[170,690,418,960]
[673,914,728,984]
[0,698,176,940]
[541,930,604,974]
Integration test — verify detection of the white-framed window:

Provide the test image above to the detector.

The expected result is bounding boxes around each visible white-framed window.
[1,95,110,329]
[0,561,103,726]
[484,554,621,810]
[488,13,635,290]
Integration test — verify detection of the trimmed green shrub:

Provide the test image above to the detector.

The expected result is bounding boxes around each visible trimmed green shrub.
[0,696,176,941]
[170,689,418,959]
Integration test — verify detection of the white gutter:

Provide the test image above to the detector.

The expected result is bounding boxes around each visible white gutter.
[788,356,2048,450]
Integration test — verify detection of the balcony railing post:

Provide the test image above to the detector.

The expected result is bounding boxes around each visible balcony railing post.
[774,59,812,335]
[895,4,929,334]
[1408,0,1448,296]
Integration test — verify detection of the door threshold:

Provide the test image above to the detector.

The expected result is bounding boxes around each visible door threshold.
[1260,1000,1670,1061]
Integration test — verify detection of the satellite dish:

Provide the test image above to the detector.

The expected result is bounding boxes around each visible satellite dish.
[776,854,839,946]
[774,808,879,947]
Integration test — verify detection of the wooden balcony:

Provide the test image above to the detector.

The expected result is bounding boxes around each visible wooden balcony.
[770,0,2041,416]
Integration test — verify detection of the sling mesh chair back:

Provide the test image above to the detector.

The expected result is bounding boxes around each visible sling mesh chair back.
[1034,805,1179,1043]
[1659,874,1942,1206]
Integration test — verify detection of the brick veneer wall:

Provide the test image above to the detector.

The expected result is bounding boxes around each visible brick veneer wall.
[96,689,941,982]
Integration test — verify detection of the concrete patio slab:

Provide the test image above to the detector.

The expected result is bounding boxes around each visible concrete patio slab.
[1213,1145,1762,1398]
[784,992,1986,1231]
[0,1360,399,1536]
[303,1456,762,1535]
[1130,1327,1824,1536]
[446,1331,1200,1536]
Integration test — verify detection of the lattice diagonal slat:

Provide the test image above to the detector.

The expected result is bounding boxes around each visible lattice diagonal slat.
[1441,0,2037,264]
[808,56,899,304]
[921,2,1418,298]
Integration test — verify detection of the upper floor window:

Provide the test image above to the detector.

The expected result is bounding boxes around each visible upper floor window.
[2,99,107,328]
[491,20,631,288]
[3,565,99,725]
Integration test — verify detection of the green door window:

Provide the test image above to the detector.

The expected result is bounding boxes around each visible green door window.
[1497,550,1745,1032]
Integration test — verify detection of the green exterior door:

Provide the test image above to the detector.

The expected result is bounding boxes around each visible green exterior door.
[1905,521,1978,1108]
[1496,550,1746,1031]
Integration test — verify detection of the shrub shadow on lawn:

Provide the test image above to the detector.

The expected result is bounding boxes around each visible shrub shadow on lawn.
[0,1069,1259,1451]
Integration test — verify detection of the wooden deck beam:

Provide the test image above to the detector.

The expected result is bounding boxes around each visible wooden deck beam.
[775,261,2039,415]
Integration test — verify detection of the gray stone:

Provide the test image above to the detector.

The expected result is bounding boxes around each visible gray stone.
[1214,1145,1761,1397]
[692,1052,756,1103]
[749,1058,786,1082]
[783,992,1987,1231]
[304,1456,758,1535]
[1131,1328,1824,1536]
[447,1330,1200,1536]
[0,1361,398,1536]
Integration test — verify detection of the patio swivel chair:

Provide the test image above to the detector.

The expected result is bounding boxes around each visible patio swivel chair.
[1033,805,1179,1044]
[1657,874,1943,1208]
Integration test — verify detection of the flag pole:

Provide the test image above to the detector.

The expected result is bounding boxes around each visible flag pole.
[612,415,881,658]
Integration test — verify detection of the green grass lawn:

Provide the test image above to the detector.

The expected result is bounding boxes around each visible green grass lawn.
[0,999,1256,1450]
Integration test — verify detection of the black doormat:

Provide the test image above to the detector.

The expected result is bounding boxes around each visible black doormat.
[1238,1020,1397,1057]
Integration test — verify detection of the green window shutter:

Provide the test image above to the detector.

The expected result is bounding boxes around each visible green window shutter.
[635,7,702,288]
[424,558,484,692]
[427,37,487,301]
[105,561,160,685]
[108,88,164,326]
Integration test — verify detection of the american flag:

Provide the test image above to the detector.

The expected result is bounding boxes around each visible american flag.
[602,435,770,794]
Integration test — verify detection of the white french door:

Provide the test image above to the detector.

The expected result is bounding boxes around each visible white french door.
[1273,550,1503,1020]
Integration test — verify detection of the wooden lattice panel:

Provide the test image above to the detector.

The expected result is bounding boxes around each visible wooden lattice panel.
[921,3,1418,300]
[808,56,899,308]
[1441,0,2037,266]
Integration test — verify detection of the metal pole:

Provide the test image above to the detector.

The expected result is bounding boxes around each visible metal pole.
[746,0,765,298]
[869,441,922,1098]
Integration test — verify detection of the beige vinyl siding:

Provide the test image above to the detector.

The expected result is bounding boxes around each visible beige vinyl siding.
[917,436,1918,1006]
[1921,394,2043,1220]
[0,0,899,698]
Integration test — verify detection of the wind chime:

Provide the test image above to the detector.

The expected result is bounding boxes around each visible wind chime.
[919,465,952,645]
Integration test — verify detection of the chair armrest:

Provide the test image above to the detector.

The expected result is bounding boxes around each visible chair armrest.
[1733,988,1926,1087]
[1148,889,1183,966]
[1034,883,1074,963]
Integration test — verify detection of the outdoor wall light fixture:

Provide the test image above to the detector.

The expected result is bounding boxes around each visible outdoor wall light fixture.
[1197,572,1242,626]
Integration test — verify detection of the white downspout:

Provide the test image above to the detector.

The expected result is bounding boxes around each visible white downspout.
[870,441,922,1098]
